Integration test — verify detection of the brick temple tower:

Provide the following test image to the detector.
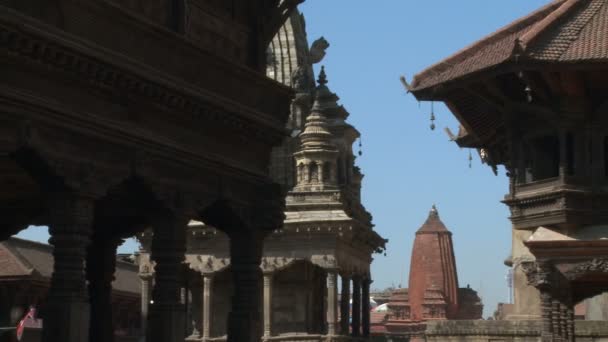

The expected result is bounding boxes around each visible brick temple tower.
[378,206,482,340]
[408,205,459,321]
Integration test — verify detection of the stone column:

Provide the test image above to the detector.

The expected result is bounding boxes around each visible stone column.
[361,277,371,337]
[42,193,94,342]
[201,274,213,341]
[147,213,188,342]
[340,275,350,335]
[351,276,361,337]
[326,271,338,336]
[227,232,264,342]
[87,237,122,342]
[262,273,273,340]
[140,270,152,339]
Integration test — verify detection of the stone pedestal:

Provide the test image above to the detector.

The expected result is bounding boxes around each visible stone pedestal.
[42,194,94,342]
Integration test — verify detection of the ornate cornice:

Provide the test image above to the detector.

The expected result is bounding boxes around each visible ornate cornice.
[0,10,287,145]
[563,258,608,281]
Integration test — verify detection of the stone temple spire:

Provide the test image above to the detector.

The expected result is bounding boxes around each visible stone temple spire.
[408,205,460,320]
[293,66,339,192]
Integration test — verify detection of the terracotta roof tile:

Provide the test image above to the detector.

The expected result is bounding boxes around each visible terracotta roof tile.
[411,0,608,93]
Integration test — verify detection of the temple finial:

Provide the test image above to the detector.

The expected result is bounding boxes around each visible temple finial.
[318,66,328,86]
[430,204,439,217]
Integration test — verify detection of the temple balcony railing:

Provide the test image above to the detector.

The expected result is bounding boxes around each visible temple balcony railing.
[504,175,597,230]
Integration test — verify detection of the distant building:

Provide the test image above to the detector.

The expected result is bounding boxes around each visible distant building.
[0,238,140,342]
[371,206,482,340]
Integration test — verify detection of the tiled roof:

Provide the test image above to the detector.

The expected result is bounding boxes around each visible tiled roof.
[411,0,608,92]
[0,238,140,294]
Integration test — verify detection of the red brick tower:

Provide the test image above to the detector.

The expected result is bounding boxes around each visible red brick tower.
[408,205,459,321]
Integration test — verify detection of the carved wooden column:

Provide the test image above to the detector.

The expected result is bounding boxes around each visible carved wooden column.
[361,277,371,338]
[262,272,273,340]
[147,213,188,342]
[340,275,350,335]
[42,193,95,342]
[227,231,264,342]
[87,236,122,342]
[351,275,361,337]
[326,270,338,336]
[539,290,553,342]
[202,274,213,341]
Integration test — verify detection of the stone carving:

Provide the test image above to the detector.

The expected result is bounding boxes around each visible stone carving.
[260,256,296,273]
[309,37,330,64]
[521,261,554,289]
[291,66,311,93]
[564,258,608,281]
[311,254,338,270]
[187,255,230,275]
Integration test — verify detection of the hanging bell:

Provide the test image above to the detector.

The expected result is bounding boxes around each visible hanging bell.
[468,150,473,168]
[358,138,363,156]
[430,103,436,131]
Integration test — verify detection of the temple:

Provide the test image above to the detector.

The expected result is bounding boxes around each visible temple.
[409,0,608,340]
[137,10,386,342]
[371,206,482,340]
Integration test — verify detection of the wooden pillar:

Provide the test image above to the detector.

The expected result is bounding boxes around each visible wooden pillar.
[351,276,361,337]
[227,232,264,342]
[326,271,338,336]
[42,193,94,342]
[262,273,273,340]
[361,277,371,338]
[340,275,350,335]
[202,274,213,341]
[147,213,187,342]
[87,237,122,342]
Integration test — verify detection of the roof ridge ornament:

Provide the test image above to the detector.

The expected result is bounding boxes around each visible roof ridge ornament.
[318,65,328,86]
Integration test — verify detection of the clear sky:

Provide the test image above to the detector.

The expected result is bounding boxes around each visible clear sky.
[16,0,553,318]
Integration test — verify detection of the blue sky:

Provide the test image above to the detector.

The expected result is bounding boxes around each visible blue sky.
[17,0,553,318]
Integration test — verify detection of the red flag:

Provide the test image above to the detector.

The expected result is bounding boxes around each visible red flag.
[16,307,36,341]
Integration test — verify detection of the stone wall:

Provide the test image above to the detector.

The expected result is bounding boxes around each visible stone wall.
[423,320,608,342]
